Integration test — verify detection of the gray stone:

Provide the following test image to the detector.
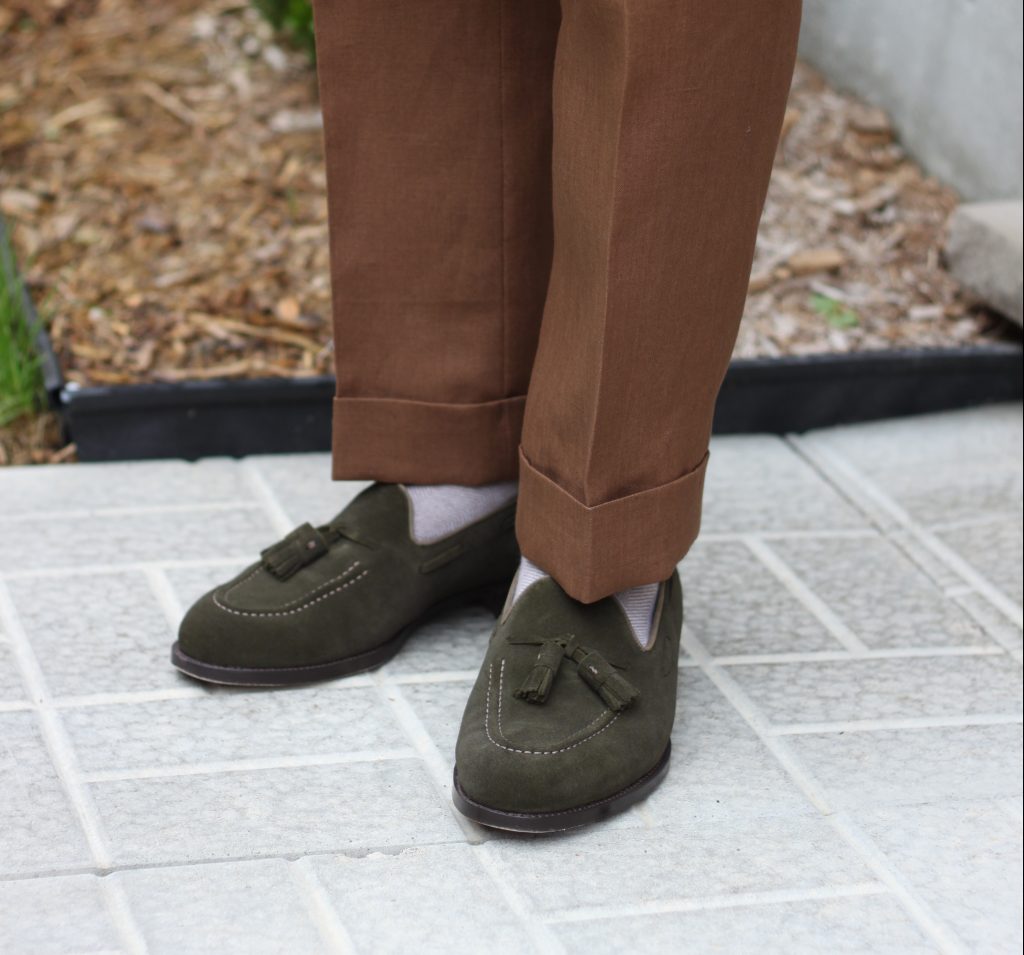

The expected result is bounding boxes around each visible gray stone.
[0,458,252,515]
[91,758,463,865]
[857,800,1023,954]
[116,859,326,955]
[789,723,1023,810]
[729,654,1023,726]
[769,536,990,648]
[801,405,1023,528]
[681,539,839,656]
[701,435,866,535]
[946,201,1024,324]
[0,874,118,955]
[0,712,92,877]
[7,572,186,697]
[311,845,523,954]
[554,894,937,955]
[644,669,815,824]
[490,815,871,914]
[936,516,1024,608]
[62,684,408,774]
[0,640,27,703]
[0,506,276,574]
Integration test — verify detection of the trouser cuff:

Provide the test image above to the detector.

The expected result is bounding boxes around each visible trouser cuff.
[331,395,524,485]
[516,445,710,603]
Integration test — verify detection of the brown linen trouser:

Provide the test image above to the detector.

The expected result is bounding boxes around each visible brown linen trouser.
[312,0,802,603]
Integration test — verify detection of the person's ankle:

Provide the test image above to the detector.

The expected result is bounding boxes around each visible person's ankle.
[511,556,660,647]
[402,481,518,544]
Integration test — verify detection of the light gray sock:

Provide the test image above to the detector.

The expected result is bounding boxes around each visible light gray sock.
[511,557,660,648]
[403,481,518,544]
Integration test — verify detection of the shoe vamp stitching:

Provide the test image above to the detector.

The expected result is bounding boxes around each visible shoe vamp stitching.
[215,564,369,617]
[484,659,618,756]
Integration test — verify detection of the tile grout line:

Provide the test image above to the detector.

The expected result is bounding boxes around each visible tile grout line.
[0,578,114,868]
[143,566,185,636]
[369,672,482,843]
[1,501,264,523]
[79,748,420,783]
[241,459,297,534]
[768,713,1023,736]
[788,434,1023,631]
[683,622,972,955]
[743,535,869,653]
[99,875,149,955]
[371,671,565,955]
[290,857,358,955]
[0,578,151,953]
[829,812,971,955]
[680,625,834,814]
[239,453,562,953]
[713,644,1007,665]
[0,835,479,886]
[0,556,254,581]
[543,881,888,924]
[472,844,567,955]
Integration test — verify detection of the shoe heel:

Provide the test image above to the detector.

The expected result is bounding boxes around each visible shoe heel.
[471,582,509,617]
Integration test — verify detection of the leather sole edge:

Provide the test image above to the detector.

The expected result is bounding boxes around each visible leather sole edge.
[451,742,672,833]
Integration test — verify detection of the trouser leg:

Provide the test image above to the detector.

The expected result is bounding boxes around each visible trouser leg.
[312,0,561,485]
[517,0,803,602]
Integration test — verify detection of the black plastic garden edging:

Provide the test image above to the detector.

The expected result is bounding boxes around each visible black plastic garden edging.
[6,215,1022,462]
[53,343,1021,461]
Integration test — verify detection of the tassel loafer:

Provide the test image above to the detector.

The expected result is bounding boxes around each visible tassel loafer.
[452,570,682,832]
[171,483,518,686]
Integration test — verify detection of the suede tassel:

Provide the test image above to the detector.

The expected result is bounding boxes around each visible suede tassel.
[514,638,567,704]
[577,650,640,713]
[260,523,329,580]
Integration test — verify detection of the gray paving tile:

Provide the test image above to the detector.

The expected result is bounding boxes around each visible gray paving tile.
[643,669,814,823]
[383,605,495,676]
[769,536,990,648]
[311,845,522,954]
[857,800,1023,955]
[729,654,1023,725]
[0,640,27,702]
[805,404,1023,527]
[63,685,408,774]
[0,712,92,877]
[394,678,473,766]
[246,454,362,525]
[395,678,642,832]
[116,859,325,955]
[91,758,464,865]
[0,874,118,955]
[936,517,1024,608]
[163,562,249,616]
[681,539,839,656]
[554,893,937,955]
[0,458,253,514]
[701,435,866,534]
[7,572,185,697]
[0,507,276,574]
[789,724,1023,811]
[489,816,871,914]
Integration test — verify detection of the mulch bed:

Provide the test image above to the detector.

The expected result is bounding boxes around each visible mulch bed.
[0,0,1014,461]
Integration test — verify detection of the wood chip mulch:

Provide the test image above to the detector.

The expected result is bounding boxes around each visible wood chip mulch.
[0,0,1011,398]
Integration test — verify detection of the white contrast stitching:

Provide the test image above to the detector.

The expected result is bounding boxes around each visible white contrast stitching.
[222,560,362,610]
[213,568,370,618]
[484,659,618,756]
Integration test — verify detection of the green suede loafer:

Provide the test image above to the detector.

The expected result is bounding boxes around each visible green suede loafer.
[452,569,682,832]
[171,483,518,686]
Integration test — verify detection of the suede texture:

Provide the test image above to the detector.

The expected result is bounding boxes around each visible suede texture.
[455,569,683,814]
[177,483,519,668]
